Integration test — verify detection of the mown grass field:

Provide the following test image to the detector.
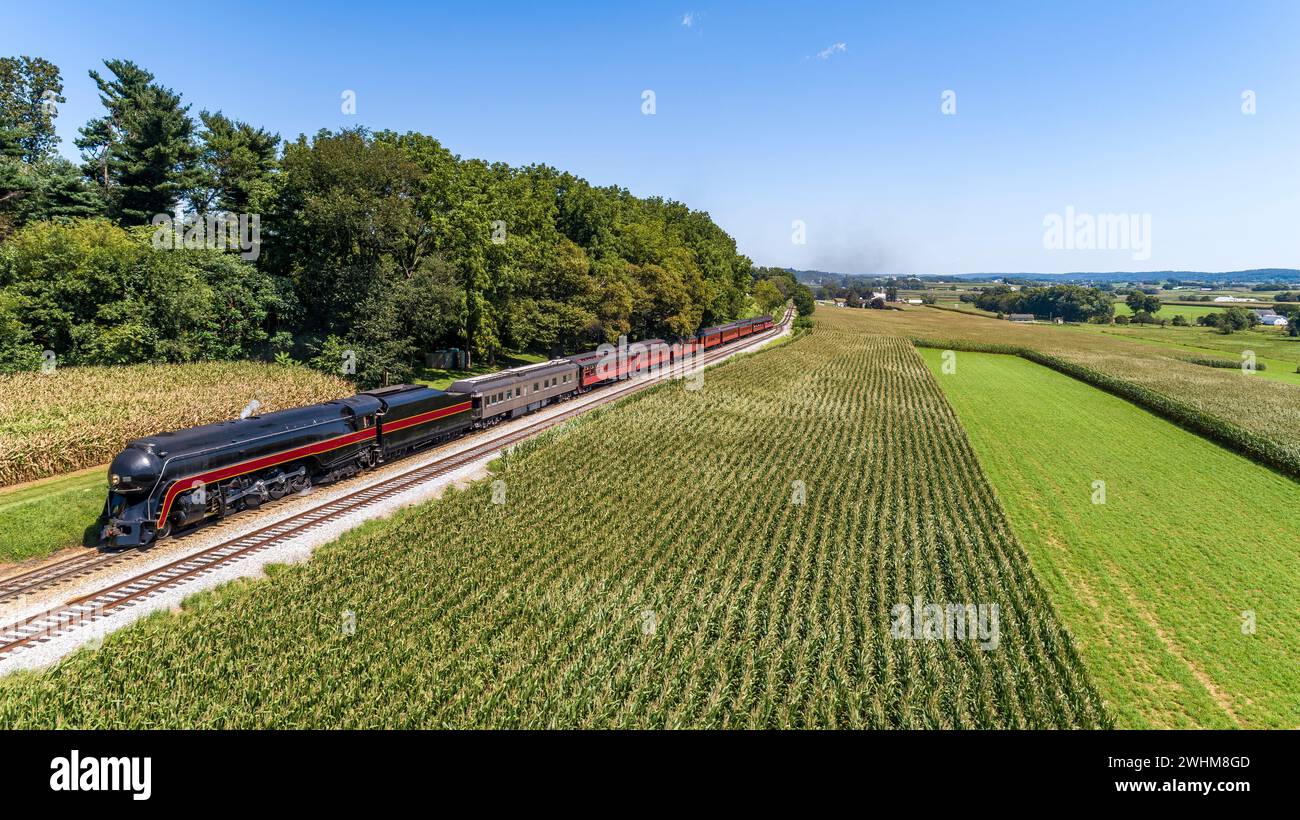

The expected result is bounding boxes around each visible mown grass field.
[0,322,1106,728]
[833,307,1300,458]
[920,348,1300,728]
[0,362,353,488]
[1111,301,1228,321]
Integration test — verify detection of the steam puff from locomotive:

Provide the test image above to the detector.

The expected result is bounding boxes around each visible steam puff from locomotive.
[100,316,774,548]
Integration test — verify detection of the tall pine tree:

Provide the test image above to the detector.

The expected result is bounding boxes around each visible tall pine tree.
[194,111,279,213]
[76,59,199,224]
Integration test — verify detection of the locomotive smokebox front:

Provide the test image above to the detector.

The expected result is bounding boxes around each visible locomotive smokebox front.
[108,444,163,493]
[102,444,165,547]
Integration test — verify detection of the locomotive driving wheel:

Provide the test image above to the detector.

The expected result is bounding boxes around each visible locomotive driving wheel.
[268,474,289,500]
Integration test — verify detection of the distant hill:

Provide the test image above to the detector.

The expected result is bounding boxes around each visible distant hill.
[789,268,1300,285]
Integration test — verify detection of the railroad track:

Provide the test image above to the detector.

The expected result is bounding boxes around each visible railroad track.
[0,550,135,604]
[0,313,790,661]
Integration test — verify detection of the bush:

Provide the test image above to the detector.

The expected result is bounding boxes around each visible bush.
[1197,306,1257,334]
[0,218,290,368]
[1181,355,1265,371]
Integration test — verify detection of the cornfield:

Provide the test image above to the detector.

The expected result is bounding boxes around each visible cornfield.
[0,326,1107,728]
[0,362,353,488]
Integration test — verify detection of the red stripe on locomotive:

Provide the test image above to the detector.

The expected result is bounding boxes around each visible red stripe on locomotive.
[156,401,470,526]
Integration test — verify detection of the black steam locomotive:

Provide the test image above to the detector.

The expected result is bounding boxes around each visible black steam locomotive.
[101,385,471,547]
[100,314,775,548]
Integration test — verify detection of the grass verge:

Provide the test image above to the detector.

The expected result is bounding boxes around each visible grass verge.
[0,469,104,563]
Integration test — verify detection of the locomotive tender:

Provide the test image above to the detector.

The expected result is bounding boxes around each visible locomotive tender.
[100,314,775,548]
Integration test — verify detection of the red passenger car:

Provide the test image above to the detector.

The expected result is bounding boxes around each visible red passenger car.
[569,339,673,389]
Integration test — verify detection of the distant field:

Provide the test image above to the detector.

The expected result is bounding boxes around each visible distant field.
[1111,301,1228,320]
[921,348,1300,728]
[0,362,353,488]
[0,323,1106,728]
[835,306,1300,462]
[942,298,1250,326]
[1073,323,1300,386]
[932,299,994,315]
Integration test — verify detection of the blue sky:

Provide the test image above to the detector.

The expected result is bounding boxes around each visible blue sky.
[5,0,1299,274]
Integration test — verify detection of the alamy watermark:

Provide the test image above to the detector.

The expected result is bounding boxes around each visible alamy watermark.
[891,596,999,650]
[641,608,658,635]
[593,335,706,391]
[790,479,807,505]
[1042,205,1151,261]
[1241,350,1257,375]
[151,206,261,260]
[50,750,151,801]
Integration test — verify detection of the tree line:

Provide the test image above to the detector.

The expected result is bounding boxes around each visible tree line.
[1,57,809,384]
[967,284,1115,322]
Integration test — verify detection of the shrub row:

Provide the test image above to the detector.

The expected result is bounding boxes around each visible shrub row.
[1180,354,1266,371]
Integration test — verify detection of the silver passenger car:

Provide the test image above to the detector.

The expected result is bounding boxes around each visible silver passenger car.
[447,359,580,424]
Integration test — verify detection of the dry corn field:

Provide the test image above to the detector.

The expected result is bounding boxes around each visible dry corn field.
[0,326,1108,728]
[0,362,353,487]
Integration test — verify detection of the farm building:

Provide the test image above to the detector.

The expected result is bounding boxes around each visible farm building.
[1253,309,1289,326]
[1008,313,1035,322]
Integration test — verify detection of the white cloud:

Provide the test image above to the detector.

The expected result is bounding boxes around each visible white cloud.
[681,12,694,27]
[815,42,847,60]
